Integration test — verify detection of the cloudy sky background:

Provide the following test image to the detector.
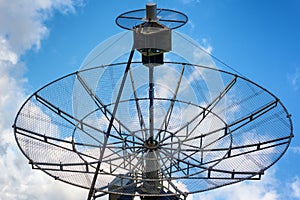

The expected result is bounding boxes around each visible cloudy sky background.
[0,0,299,199]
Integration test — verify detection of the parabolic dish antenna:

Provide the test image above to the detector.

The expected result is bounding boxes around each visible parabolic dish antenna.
[13,3,293,200]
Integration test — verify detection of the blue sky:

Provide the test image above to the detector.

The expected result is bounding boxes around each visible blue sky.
[0,0,299,199]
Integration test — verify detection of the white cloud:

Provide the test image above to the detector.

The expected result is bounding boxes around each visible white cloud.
[0,0,85,199]
[290,146,300,154]
[179,0,201,5]
[198,170,280,200]
[0,0,83,54]
[187,19,196,31]
[291,177,300,198]
[0,37,18,64]
[199,38,213,54]
[287,67,300,91]
[194,171,300,200]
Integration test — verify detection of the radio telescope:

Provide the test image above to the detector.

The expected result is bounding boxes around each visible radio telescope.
[13,3,293,200]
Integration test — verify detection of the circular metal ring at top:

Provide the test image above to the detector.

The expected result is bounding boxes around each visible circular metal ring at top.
[115,8,188,30]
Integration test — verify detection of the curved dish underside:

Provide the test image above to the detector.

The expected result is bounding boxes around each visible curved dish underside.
[13,61,293,198]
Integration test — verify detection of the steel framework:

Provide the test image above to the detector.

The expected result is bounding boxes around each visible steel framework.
[13,61,293,199]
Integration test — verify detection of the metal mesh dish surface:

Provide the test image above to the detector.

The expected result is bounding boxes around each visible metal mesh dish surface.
[13,61,293,198]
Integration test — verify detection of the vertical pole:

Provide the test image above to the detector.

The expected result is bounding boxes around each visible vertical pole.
[143,65,160,194]
[149,66,154,142]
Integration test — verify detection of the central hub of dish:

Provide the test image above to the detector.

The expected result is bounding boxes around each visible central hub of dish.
[144,138,159,150]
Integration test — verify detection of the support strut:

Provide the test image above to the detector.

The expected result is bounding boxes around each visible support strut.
[87,49,135,200]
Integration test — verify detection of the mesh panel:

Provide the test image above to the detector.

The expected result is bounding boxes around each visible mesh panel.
[14,62,292,197]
